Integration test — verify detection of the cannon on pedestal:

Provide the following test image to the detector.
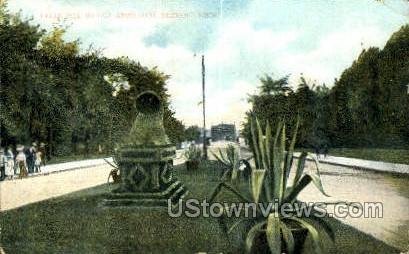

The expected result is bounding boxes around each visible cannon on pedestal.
[102,91,188,207]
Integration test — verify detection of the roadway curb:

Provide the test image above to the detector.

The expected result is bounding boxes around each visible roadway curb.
[293,154,409,175]
[0,158,113,182]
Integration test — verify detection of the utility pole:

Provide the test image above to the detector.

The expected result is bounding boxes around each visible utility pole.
[202,55,208,160]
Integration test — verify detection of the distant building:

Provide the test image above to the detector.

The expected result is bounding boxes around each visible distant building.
[211,123,236,142]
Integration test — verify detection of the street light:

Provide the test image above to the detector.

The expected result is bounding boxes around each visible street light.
[194,53,208,160]
[201,55,208,160]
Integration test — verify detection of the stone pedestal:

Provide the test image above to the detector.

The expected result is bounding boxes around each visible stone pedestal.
[102,145,187,207]
[101,91,187,208]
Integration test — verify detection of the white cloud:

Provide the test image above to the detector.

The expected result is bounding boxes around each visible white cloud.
[281,24,389,86]
[207,21,299,66]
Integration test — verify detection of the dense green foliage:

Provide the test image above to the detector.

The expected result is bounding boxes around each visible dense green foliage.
[0,6,186,157]
[244,25,409,149]
[184,125,201,142]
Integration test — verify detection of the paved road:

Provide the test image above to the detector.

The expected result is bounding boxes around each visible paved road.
[0,164,112,211]
[304,153,409,174]
[238,143,409,251]
[297,162,409,251]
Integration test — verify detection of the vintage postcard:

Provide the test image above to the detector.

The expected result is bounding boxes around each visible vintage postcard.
[0,0,408,253]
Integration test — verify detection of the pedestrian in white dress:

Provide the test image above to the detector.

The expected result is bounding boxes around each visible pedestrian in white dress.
[16,145,28,177]
[35,151,42,173]
[0,148,5,181]
[5,147,15,177]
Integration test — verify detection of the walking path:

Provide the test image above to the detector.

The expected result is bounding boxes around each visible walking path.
[307,153,409,174]
[298,162,409,251]
[7,157,114,179]
[0,154,186,211]
[0,162,113,211]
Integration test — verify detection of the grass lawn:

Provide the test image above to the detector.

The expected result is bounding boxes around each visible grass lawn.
[327,148,409,165]
[0,161,401,253]
[47,154,109,165]
[296,148,409,165]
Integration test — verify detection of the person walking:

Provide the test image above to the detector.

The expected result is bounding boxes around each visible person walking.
[39,143,46,166]
[0,148,6,181]
[35,150,42,173]
[5,147,15,178]
[16,145,28,177]
[25,144,36,174]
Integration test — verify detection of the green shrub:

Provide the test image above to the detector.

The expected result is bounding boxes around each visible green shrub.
[211,144,240,182]
[183,145,202,161]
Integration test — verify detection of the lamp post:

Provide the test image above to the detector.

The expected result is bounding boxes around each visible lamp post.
[201,55,208,160]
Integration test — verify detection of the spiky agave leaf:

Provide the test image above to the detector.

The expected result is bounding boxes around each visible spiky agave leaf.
[250,114,261,168]
[209,182,252,203]
[221,168,232,181]
[256,118,268,171]
[228,144,240,170]
[280,221,295,254]
[211,149,228,167]
[283,174,312,204]
[251,169,266,203]
[104,158,118,169]
[305,154,330,197]
[284,153,330,201]
[231,168,238,181]
[266,212,281,254]
[225,146,233,164]
[254,118,273,201]
[265,121,272,171]
[272,123,286,204]
[219,147,228,163]
[292,152,307,189]
[226,144,238,167]
[279,124,286,202]
[280,124,286,166]
[283,116,299,188]
[245,221,266,253]
[264,121,274,200]
[272,123,282,202]
[227,217,252,234]
[307,215,335,242]
[287,217,324,254]
[271,121,282,170]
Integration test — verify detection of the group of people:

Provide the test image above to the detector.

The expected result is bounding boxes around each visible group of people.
[0,142,46,181]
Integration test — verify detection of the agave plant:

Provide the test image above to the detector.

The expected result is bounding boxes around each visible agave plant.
[183,144,202,161]
[211,144,240,182]
[209,115,335,254]
[183,144,202,170]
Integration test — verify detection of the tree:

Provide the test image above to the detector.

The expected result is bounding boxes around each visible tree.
[259,74,291,95]
[0,9,188,156]
[184,125,201,142]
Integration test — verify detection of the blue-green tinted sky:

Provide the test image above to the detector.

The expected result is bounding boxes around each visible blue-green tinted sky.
[7,0,409,126]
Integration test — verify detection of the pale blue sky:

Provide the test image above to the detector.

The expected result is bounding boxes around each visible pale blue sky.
[7,0,409,126]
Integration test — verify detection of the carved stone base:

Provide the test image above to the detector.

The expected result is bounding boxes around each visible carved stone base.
[100,180,188,208]
[100,143,188,208]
